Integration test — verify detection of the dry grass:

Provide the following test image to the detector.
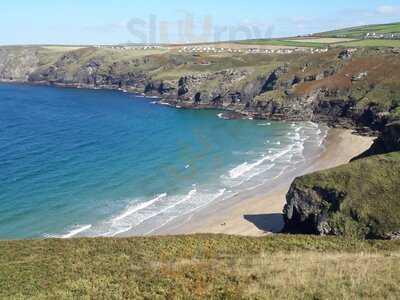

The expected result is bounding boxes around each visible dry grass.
[1,235,400,299]
[294,73,352,96]
[218,252,400,299]
[294,53,400,96]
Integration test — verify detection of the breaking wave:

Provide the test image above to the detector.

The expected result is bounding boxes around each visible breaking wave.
[52,121,327,238]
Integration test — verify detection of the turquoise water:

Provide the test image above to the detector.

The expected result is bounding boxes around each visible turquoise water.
[0,83,326,239]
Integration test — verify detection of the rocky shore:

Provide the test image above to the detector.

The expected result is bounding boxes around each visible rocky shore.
[1,46,399,133]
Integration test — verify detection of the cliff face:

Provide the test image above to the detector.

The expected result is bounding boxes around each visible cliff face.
[1,46,399,132]
[0,47,39,80]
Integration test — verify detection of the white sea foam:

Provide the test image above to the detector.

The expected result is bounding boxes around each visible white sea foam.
[183,188,226,215]
[159,102,172,107]
[53,121,327,238]
[146,216,176,235]
[132,122,323,235]
[59,224,92,239]
[107,226,133,237]
[175,188,227,225]
[223,122,326,189]
[228,146,293,180]
[172,189,197,208]
[217,113,231,120]
[229,160,266,180]
[107,189,197,236]
[113,193,167,222]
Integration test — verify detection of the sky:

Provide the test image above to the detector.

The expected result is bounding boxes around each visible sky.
[1,0,400,45]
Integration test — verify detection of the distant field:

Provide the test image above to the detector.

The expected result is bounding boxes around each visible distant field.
[42,46,86,51]
[287,38,356,44]
[335,39,400,48]
[238,36,400,49]
[317,22,400,38]
[236,39,328,48]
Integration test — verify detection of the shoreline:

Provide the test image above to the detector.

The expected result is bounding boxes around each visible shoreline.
[148,129,375,237]
[0,82,376,238]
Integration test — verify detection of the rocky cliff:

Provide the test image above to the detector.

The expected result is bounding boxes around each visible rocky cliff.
[1,46,399,132]
[0,47,39,80]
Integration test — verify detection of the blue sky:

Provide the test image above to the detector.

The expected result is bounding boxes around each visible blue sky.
[1,0,400,44]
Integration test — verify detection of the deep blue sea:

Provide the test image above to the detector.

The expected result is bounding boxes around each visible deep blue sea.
[0,83,326,239]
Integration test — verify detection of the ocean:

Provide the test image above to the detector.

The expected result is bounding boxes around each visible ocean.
[0,83,327,239]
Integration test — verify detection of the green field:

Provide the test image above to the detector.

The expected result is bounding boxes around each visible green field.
[286,37,356,44]
[335,39,400,48]
[1,235,400,299]
[316,22,400,38]
[236,39,329,48]
[237,22,400,49]
[232,36,400,49]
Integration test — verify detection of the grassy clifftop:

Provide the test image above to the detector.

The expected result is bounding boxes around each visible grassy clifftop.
[1,235,400,299]
[285,151,400,239]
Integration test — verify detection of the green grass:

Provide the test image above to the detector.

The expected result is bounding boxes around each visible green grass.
[335,39,400,48]
[236,39,328,48]
[316,22,400,38]
[1,235,400,299]
[286,37,356,44]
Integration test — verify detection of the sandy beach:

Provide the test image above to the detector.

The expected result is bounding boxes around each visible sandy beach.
[154,129,375,236]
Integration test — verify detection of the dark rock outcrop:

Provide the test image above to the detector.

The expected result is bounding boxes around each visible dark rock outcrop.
[283,185,344,235]
[353,121,400,160]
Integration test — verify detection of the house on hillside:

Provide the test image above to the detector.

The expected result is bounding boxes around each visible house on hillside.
[366,32,400,40]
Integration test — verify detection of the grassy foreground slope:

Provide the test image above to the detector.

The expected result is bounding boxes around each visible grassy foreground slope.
[1,235,400,299]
